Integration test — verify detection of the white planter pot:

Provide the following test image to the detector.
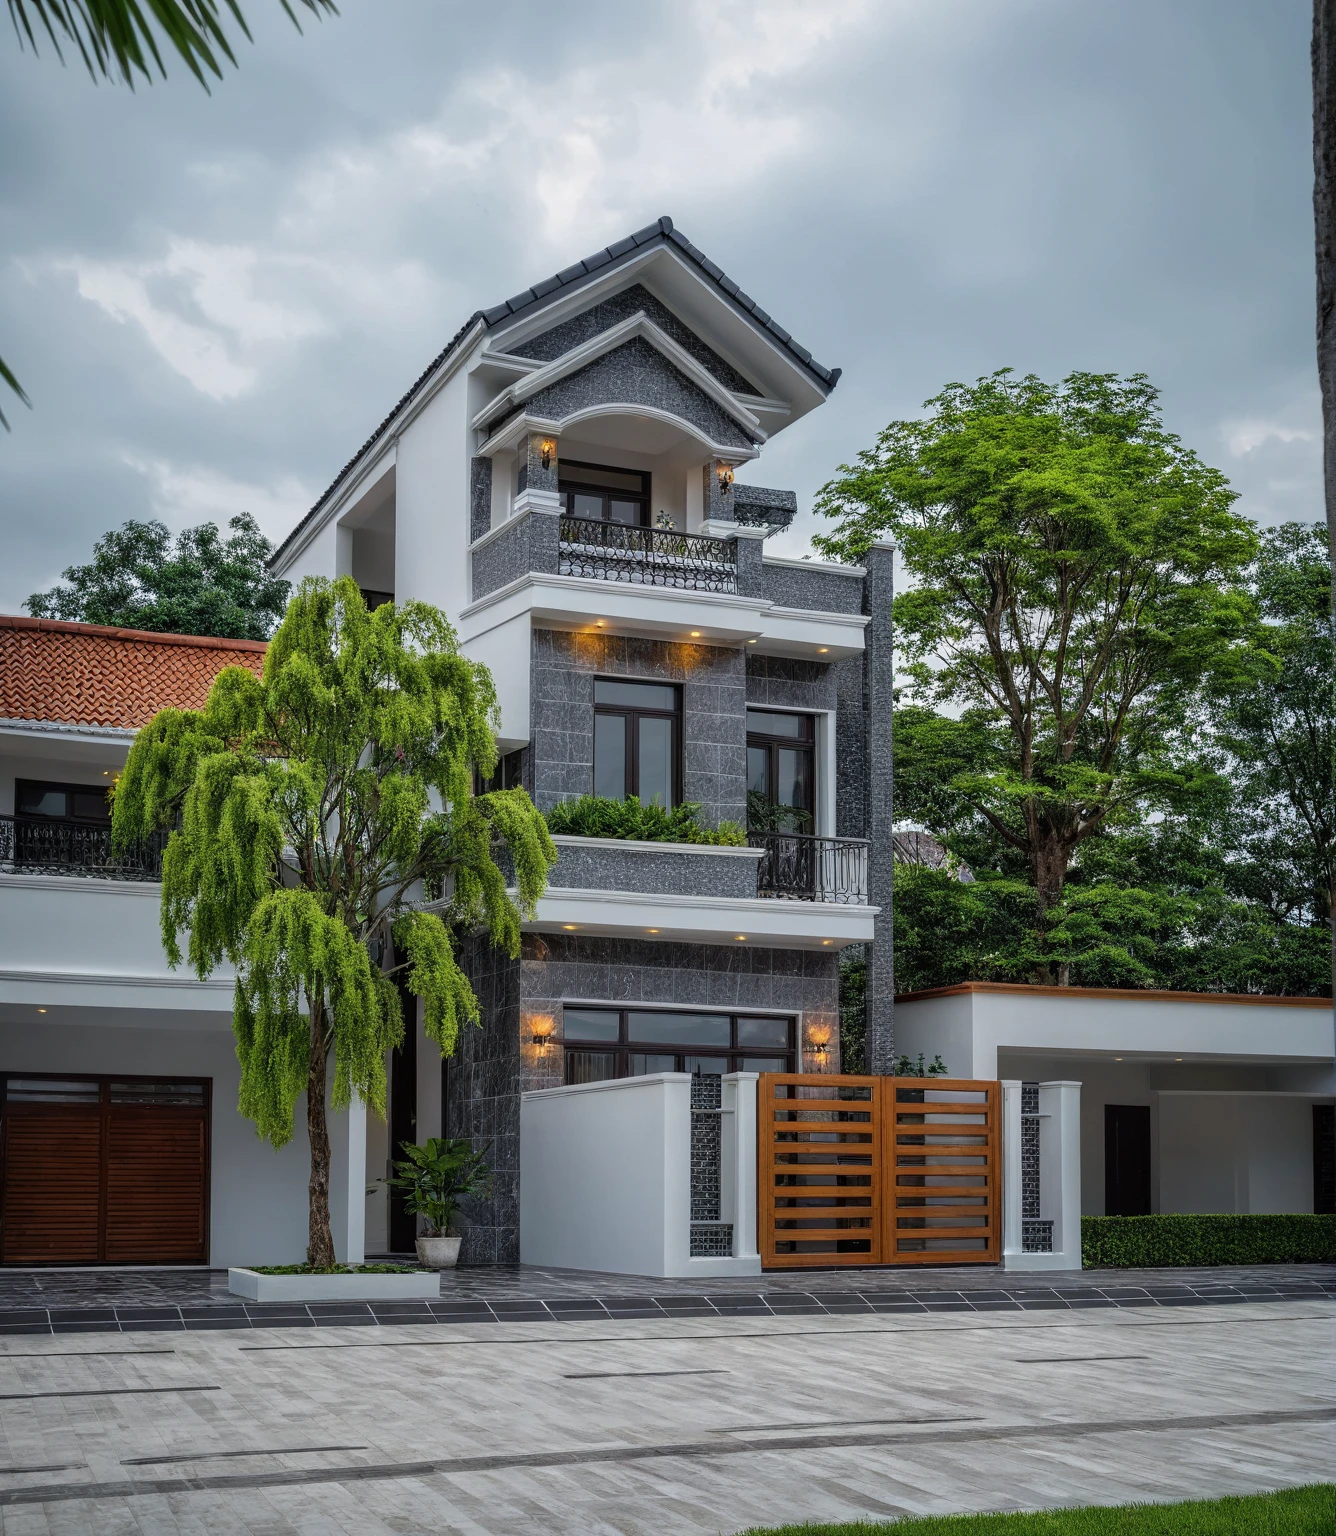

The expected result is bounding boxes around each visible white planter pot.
[416,1233,462,1269]
[227,1268,442,1302]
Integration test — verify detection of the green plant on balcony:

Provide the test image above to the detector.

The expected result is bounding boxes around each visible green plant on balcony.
[545,796,746,846]
[746,790,812,835]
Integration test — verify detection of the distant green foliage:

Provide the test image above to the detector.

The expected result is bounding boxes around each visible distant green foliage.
[112,577,556,1265]
[838,954,867,1074]
[739,1485,1336,1535]
[1082,1214,1336,1268]
[894,1052,947,1077]
[26,514,291,639]
[545,795,746,845]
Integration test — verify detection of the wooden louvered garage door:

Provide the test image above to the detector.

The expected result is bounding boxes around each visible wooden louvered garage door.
[0,1077,210,1265]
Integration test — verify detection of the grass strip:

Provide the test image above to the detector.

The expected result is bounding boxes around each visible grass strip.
[739,1484,1336,1535]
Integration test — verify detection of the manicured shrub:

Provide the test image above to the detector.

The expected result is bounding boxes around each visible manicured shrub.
[544,795,746,846]
[1082,1212,1336,1268]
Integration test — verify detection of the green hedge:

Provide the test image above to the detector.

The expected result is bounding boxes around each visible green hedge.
[544,795,746,845]
[1082,1213,1336,1268]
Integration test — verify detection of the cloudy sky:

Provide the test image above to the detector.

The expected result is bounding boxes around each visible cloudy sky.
[0,0,1318,612]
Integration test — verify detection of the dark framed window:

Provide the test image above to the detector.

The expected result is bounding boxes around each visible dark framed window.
[15,779,112,824]
[562,1008,795,1085]
[746,711,814,828]
[475,749,525,796]
[559,459,651,527]
[594,678,680,807]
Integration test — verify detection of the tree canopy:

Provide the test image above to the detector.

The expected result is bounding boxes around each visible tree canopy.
[112,577,557,1265]
[26,513,291,639]
[815,370,1261,937]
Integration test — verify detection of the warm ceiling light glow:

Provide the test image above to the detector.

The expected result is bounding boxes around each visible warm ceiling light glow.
[747,638,758,645]
[647,928,659,934]
[1175,1057,1183,1062]
[562,924,578,931]
[735,934,747,941]
[690,631,701,638]
[37,1007,47,1013]
[1114,1057,1122,1061]
[822,939,833,946]
[818,647,830,654]
[595,620,604,627]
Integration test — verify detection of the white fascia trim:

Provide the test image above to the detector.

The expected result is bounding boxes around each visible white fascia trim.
[275,318,486,573]
[0,719,137,745]
[476,403,761,464]
[768,605,870,633]
[529,886,878,918]
[470,312,764,439]
[551,835,764,859]
[477,349,542,374]
[0,967,233,992]
[762,554,867,578]
[460,572,774,626]
[736,393,792,419]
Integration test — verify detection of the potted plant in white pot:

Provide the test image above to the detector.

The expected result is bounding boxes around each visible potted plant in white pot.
[385,1137,492,1268]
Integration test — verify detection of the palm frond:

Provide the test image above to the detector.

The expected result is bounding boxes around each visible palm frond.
[0,351,32,432]
[6,0,338,90]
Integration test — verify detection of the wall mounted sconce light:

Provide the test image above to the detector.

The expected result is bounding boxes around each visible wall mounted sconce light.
[808,1027,832,1068]
[529,1016,556,1055]
[717,463,735,495]
[539,438,556,471]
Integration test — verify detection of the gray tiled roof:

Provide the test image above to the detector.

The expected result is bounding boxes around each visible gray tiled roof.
[271,218,839,565]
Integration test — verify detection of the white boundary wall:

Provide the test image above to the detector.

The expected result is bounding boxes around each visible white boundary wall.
[519,1072,760,1278]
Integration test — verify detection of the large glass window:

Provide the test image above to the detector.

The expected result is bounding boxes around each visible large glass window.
[593,679,680,807]
[562,1008,794,1083]
[15,779,112,823]
[559,460,651,527]
[745,711,814,830]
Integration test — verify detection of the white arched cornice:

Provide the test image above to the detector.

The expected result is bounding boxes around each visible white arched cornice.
[476,404,760,463]
[468,311,766,442]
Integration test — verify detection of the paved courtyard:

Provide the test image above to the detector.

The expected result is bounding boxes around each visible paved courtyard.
[0,1284,1329,1533]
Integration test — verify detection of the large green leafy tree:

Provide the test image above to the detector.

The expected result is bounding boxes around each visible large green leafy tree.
[1218,521,1335,934]
[112,578,557,1267]
[26,513,291,639]
[1,0,337,428]
[815,370,1260,962]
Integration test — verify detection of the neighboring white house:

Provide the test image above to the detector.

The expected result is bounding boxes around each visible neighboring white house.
[895,982,1336,1220]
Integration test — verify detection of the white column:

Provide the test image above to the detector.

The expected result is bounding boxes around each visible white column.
[331,1093,367,1266]
[1001,1080,1023,1263]
[1041,1081,1083,1269]
[723,1073,760,1265]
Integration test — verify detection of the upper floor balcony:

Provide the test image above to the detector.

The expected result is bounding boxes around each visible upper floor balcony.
[0,814,165,881]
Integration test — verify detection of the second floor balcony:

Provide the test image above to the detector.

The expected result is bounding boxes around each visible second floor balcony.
[0,815,166,882]
[557,515,738,594]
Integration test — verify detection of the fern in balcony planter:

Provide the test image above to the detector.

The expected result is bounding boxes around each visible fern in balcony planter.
[545,795,746,846]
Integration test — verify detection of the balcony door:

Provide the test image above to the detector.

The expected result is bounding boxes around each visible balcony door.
[746,712,814,831]
[559,461,651,527]
[594,679,680,807]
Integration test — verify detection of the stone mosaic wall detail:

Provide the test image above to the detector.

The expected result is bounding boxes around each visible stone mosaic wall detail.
[1020,1080,1051,1252]
[689,1072,728,1257]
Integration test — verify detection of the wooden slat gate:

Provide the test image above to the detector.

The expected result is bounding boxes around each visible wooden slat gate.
[758,1073,1000,1268]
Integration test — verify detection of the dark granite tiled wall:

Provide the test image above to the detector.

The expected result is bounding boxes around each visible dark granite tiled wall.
[745,654,836,713]
[530,629,747,829]
[451,930,840,1264]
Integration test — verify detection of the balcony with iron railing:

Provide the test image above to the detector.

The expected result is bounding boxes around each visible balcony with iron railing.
[749,831,870,906]
[0,816,167,881]
[556,516,738,594]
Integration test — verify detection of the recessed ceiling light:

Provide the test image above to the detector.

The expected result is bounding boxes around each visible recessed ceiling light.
[647,928,659,934]
[821,939,833,946]
[690,631,701,638]
[561,924,578,931]
[1114,1057,1123,1062]
[747,638,758,644]
[735,934,747,942]
[1175,1058,1183,1062]
[818,647,830,654]
[37,1007,47,1014]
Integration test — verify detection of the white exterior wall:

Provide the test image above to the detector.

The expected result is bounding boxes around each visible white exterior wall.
[395,365,473,620]
[519,1072,760,1278]
[1156,1093,1315,1215]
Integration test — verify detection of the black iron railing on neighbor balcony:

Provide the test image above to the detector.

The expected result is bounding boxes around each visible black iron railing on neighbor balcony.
[0,816,168,881]
[750,831,870,905]
[558,516,738,594]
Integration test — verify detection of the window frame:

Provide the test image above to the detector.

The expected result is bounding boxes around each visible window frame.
[745,711,816,823]
[561,1007,796,1084]
[594,678,682,808]
[14,778,114,824]
[559,459,652,527]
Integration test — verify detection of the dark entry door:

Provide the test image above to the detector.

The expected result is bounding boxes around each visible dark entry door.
[0,1076,209,1264]
[1105,1104,1151,1216]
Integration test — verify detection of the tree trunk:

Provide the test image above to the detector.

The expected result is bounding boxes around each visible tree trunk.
[306,995,336,1269]
[1030,834,1073,986]
[1314,0,1336,1006]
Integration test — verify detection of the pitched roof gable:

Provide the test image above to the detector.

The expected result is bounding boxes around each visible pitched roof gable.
[0,615,266,731]
[271,217,838,566]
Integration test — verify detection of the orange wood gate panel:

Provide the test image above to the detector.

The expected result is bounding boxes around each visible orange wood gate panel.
[758,1073,1000,1268]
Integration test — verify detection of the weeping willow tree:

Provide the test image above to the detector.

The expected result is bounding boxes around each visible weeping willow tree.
[112,577,557,1267]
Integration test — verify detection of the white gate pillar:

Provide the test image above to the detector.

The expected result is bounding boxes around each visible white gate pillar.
[1004,1079,1081,1271]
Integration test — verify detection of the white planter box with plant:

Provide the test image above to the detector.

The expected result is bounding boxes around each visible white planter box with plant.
[228,1265,441,1301]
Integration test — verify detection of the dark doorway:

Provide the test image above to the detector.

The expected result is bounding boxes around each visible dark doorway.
[1315,1105,1335,1215]
[387,986,418,1254]
[1105,1104,1151,1216]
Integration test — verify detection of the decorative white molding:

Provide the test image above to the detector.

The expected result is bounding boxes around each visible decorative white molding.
[0,966,233,992]
[0,872,160,897]
[762,553,867,577]
[512,487,561,517]
[478,404,760,464]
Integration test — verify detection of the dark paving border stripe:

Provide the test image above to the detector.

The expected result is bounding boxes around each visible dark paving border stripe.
[0,1404,1331,1509]
[0,1464,84,1477]
[122,1445,368,1467]
[0,1386,219,1402]
[562,1369,728,1380]
[1012,1355,1151,1363]
[0,1351,177,1360]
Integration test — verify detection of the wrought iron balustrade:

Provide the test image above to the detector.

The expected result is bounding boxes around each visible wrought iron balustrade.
[750,831,870,905]
[558,516,737,593]
[0,815,167,881]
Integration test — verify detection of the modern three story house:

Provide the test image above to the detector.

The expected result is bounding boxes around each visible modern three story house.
[269,217,896,1263]
[0,219,894,1270]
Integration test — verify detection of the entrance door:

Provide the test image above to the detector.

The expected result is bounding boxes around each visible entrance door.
[1105,1104,1151,1216]
[0,1076,209,1264]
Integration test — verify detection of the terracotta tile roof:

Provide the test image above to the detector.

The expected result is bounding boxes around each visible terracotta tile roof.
[0,615,266,731]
